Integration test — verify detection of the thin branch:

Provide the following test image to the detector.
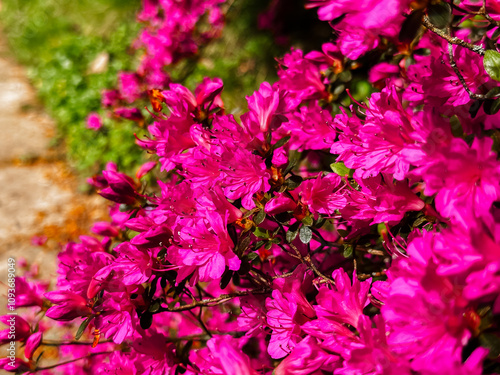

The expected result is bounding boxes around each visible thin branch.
[422,15,486,55]
[447,41,486,100]
[160,288,272,312]
[449,0,500,26]
[358,270,387,281]
[355,246,385,256]
[288,242,334,283]
[41,340,112,346]
[480,0,500,26]
[30,351,113,372]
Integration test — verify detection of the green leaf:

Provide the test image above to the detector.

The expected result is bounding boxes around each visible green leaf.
[479,333,500,359]
[285,175,303,190]
[220,268,233,289]
[232,272,241,286]
[330,162,354,177]
[283,151,301,175]
[247,252,259,262]
[493,27,500,40]
[484,50,500,82]
[342,244,354,258]
[337,229,349,238]
[399,9,424,43]
[301,216,313,227]
[140,312,153,330]
[75,316,92,340]
[236,235,252,255]
[299,226,313,244]
[377,222,387,235]
[485,86,500,98]
[469,99,483,119]
[286,221,301,243]
[286,228,299,243]
[254,209,266,225]
[483,98,500,115]
[238,259,252,275]
[427,2,452,29]
[149,300,161,313]
[254,240,265,249]
[272,135,290,150]
[253,227,271,239]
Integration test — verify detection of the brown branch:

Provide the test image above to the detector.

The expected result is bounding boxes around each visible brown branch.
[355,247,385,256]
[450,0,500,26]
[41,340,112,346]
[288,242,334,283]
[30,351,113,373]
[447,42,486,100]
[160,288,272,312]
[358,270,387,281]
[422,15,486,55]
[480,0,500,26]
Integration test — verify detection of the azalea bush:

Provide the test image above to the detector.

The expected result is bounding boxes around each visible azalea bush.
[3,0,500,374]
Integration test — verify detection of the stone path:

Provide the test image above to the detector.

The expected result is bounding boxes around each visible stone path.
[0,34,107,317]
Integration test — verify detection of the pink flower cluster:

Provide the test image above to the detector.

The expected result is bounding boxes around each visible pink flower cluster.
[3,1,500,374]
[98,0,226,127]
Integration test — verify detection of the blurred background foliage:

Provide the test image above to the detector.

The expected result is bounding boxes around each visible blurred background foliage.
[1,0,143,176]
[0,0,356,178]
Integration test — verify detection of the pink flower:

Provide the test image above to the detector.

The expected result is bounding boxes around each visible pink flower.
[0,358,30,373]
[113,107,144,122]
[91,221,120,237]
[246,82,293,133]
[133,331,176,374]
[191,336,258,375]
[316,268,371,328]
[279,101,336,151]
[328,315,412,375]
[378,230,475,372]
[189,336,258,375]
[86,112,103,130]
[221,147,271,210]
[419,137,500,228]
[265,265,315,358]
[306,0,410,59]
[237,295,268,336]
[168,211,240,283]
[24,331,43,359]
[0,315,30,344]
[14,277,46,309]
[297,173,347,216]
[277,48,328,102]
[57,235,114,297]
[95,292,137,344]
[44,291,91,321]
[136,161,157,180]
[98,169,141,205]
[332,87,413,180]
[274,336,340,374]
[118,72,143,103]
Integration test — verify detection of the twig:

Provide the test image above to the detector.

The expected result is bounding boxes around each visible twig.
[355,247,385,256]
[447,41,486,100]
[41,340,112,346]
[160,288,272,312]
[288,242,334,283]
[30,351,113,372]
[422,15,486,55]
[449,0,500,26]
[358,270,387,281]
